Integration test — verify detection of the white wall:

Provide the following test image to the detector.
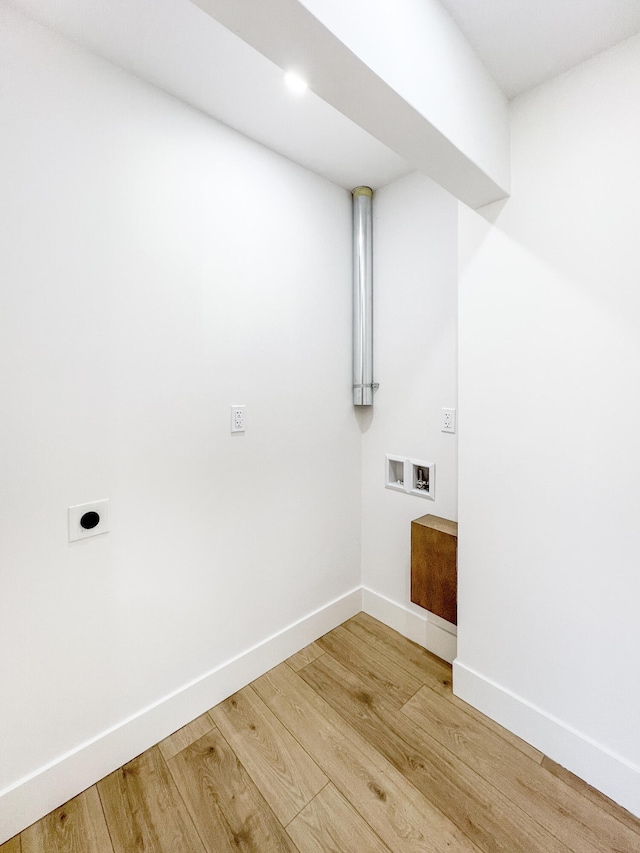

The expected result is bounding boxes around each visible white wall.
[0,5,361,839]
[456,33,640,816]
[193,0,510,207]
[360,172,459,661]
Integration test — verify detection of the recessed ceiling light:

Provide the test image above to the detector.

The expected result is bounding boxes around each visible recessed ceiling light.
[284,71,308,95]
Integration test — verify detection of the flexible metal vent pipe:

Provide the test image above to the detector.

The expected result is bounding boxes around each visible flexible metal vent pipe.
[352,186,377,405]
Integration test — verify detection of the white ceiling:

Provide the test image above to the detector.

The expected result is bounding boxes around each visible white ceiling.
[5,0,413,191]
[438,0,640,98]
[6,0,640,190]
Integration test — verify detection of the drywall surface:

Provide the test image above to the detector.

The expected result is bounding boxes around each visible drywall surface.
[457,33,640,815]
[193,0,510,207]
[4,0,412,191]
[299,0,509,191]
[360,172,458,656]
[0,3,360,829]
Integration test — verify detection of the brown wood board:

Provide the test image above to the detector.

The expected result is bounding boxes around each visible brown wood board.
[21,787,113,853]
[97,746,206,853]
[411,514,458,623]
[403,686,640,853]
[167,725,299,852]
[210,685,328,825]
[253,662,481,853]
[286,783,391,853]
[344,612,545,762]
[298,650,569,853]
[158,712,215,762]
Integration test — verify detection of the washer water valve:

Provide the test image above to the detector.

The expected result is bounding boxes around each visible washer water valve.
[415,467,429,491]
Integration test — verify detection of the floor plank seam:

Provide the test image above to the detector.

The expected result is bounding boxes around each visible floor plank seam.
[400,698,630,853]
[159,742,213,853]
[344,615,448,684]
[95,785,117,853]
[298,649,490,853]
[282,780,331,829]
[12,616,640,853]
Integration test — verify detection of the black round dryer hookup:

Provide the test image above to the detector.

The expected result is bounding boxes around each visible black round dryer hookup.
[80,511,100,530]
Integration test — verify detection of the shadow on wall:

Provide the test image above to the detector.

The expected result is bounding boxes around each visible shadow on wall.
[355,404,374,434]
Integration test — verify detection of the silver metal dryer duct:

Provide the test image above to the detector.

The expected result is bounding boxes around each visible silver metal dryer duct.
[352,186,377,406]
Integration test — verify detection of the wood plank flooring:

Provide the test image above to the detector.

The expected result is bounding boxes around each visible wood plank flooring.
[5,613,640,852]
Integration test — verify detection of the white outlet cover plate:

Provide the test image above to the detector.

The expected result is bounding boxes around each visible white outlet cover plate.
[441,408,456,433]
[231,405,246,433]
[68,499,110,542]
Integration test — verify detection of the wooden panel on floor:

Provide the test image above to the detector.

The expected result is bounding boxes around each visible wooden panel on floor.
[316,625,422,709]
[210,685,328,825]
[403,686,639,853]
[0,836,21,853]
[253,662,481,853]
[167,726,298,853]
[98,746,206,853]
[347,613,544,763]
[541,756,640,835]
[286,783,391,853]
[21,786,113,853]
[410,514,458,624]
[286,642,325,672]
[158,712,214,761]
[300,651,569,853]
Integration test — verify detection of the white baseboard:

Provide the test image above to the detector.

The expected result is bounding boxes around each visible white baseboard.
[453,659,640,819]
[361,587,457,664]
[0,587,362,845]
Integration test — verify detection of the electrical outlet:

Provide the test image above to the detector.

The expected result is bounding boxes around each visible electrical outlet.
[68,499,109,542]
[231,405,246,433]
[441,408,456,433]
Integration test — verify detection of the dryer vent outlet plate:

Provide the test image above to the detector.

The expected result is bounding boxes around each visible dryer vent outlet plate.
[68,499,110,542]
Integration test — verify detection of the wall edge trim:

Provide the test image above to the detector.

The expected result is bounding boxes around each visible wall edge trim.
[0,587,362,844]
[453,659,640,819]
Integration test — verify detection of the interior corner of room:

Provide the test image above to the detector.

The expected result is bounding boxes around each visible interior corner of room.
[2,0,640,842]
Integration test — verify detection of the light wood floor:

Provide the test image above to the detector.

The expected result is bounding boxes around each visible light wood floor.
[4,613,640,852]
